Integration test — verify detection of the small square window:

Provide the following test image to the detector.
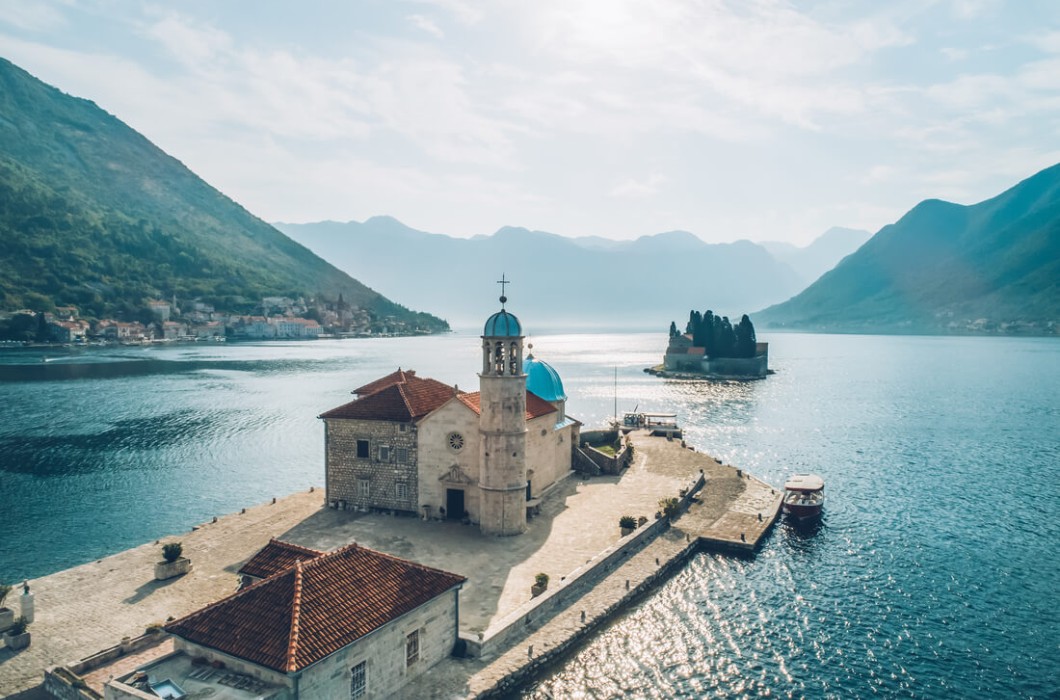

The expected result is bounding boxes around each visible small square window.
[399,423,407,432]
[396,482,408,500]
[406,630,419,666]
[358,479,370,498]
[350,660,367,698]
[396,447,408,463]
[379,445,391,462]
[356,440,370,459]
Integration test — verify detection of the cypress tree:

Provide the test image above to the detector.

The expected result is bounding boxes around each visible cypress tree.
[702,310,715,355]
[719,316,735,357]
[669,321,678,338]
[735,314,757,357]
[691,310,704,345]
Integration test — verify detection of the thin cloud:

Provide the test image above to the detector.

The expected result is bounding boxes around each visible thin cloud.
[407,14,444,39]
[610,173,667,199]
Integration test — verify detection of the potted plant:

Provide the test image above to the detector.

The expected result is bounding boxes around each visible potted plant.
[0,584,13,633]
[659,497,680,520]
[3,616,30,650]
[619,515,637,536]
[155,542,192,581]
[531,572,549,598]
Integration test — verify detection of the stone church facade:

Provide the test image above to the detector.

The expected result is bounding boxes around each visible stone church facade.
[320,298,579,535]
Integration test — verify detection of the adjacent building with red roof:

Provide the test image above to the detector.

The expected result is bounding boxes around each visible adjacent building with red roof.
[107,543,465,700]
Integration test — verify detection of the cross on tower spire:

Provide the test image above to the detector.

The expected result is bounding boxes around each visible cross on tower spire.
[497,273,511,306]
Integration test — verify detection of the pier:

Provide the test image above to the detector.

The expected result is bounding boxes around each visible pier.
[0,432,781,699]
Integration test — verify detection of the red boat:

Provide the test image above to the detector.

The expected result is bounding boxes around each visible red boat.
[782,474,825,519]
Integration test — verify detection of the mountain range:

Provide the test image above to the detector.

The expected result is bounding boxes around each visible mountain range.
[760,227,872,286]
[757,164,1060,333]
[0,58,446,331]
[274,219,865,330]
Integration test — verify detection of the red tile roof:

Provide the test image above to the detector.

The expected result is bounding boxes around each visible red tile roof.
[320,374,458,422]
[166,543,466,673]
[238,539,324,580]
[457,391,557,420]
[353,368,416,396]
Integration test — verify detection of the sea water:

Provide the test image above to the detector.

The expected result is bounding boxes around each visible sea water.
[0,332,1057,698]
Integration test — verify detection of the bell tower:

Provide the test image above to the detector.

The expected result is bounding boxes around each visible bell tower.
[478,275,527,536]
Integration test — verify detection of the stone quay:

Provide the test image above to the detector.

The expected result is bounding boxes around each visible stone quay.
[1,431,781,699]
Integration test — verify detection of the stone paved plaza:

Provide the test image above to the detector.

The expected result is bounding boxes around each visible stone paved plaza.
[0,432,780,698]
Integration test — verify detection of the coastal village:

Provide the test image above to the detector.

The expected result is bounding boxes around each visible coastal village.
[0,292,784,699]
[0,294,431,346]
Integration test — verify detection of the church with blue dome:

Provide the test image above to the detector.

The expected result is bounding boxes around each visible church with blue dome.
[320,279,581,536]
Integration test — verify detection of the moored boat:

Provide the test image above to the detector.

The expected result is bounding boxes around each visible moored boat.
[783,473,825,519]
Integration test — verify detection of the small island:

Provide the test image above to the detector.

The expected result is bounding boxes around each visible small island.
[651,309,769,378]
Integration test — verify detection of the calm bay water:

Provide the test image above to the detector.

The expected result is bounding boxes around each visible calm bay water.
[1,332,1057,698]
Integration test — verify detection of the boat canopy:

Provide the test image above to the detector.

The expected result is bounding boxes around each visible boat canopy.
[784,474,824,492]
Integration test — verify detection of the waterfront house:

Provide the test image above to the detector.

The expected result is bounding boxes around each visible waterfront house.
[105,543,466,700]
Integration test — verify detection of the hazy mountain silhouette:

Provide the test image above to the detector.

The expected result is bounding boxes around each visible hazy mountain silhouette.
[275,218,806,330]
[757,164,1060,334]
[761,227,871,286]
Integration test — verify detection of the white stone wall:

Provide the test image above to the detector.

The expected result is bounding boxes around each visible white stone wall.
[296,589,459,700]
[416,400,481,521]
[523,414,577,498]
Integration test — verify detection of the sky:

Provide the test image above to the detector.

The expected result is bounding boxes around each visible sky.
[2,1,1059,245]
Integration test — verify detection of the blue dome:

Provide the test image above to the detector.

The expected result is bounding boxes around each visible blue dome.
[524,355,566,401]
[484,309,522,337]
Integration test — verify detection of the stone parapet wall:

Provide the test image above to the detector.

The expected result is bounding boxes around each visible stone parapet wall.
[702,354,768,377]
[465,471,704,660]
[44,666,103,700]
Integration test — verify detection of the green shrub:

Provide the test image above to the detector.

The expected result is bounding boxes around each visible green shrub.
[162,542,183,563]
[619,515,637,529]
[8,616,28,635]
[534,572,549,587]
[659,497,680,519]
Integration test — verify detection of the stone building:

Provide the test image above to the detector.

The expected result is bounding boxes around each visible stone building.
[320,295,579,536]
[105,543,465,700]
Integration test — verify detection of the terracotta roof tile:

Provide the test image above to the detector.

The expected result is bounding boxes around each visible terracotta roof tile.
[526,391,559,419]
[319,375,458,423]
[166,544,466,673]
[457,391,556,420]
[238,539,324,580]
[353,368,416,396]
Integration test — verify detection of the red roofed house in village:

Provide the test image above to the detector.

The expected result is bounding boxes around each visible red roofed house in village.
[319,291,580,536]
[106,542,465,700]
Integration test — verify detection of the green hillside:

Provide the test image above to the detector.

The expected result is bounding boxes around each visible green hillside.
[0,58,446,330]
[757,164,1060,334]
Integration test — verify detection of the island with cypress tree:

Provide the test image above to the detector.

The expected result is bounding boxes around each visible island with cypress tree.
[650,310,769,378]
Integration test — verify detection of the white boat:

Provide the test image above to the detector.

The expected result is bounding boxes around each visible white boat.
[618,411,681,438]
[782,473,825,519]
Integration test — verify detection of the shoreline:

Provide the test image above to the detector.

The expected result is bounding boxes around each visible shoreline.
[2,432,782,699]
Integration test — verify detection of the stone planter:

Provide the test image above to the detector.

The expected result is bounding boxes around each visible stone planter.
[620,526,634,537]
[530,582,547,598]
[4,631,30,650]
[155,557,192,581]
[0,608,14,634]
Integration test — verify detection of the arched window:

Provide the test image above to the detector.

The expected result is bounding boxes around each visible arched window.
[494,342,505,374]
[509,342,519,375]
